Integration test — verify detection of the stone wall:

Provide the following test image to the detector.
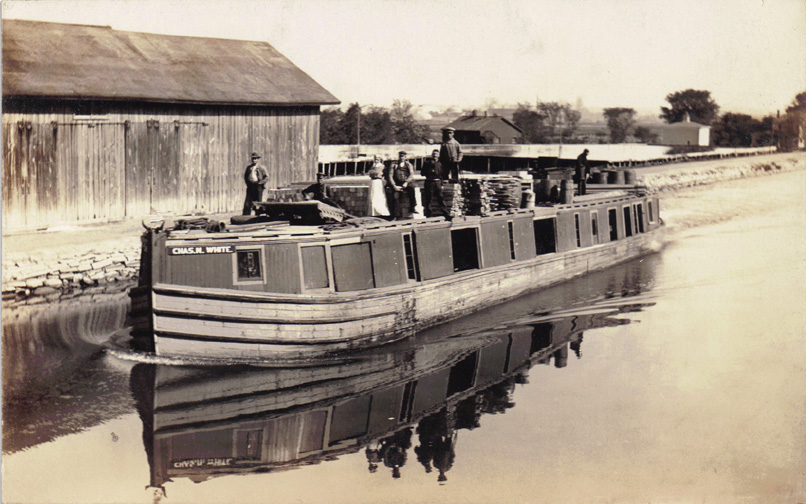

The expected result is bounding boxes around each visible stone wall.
[2,237,141,302]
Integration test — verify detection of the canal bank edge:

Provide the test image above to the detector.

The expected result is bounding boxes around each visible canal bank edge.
[3,151,805,304]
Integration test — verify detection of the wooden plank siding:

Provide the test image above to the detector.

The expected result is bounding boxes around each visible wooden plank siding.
[2,100,320,231]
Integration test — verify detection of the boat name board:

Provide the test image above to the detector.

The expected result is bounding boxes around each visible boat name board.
[168,245,233,255]
[172,457,234,468]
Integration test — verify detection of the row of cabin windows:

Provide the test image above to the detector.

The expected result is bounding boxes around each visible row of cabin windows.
[574,202,650,250]
[235,200,655,288]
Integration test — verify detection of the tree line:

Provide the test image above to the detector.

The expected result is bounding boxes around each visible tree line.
[320,100,429,145]
[321,91,806,148]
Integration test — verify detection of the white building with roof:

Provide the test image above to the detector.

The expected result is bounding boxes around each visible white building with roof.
[651,113,711,146]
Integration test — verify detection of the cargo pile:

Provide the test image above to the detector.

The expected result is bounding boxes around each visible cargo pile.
[326,185,370,216]
[442,183,464,217]
[459,176,523,216]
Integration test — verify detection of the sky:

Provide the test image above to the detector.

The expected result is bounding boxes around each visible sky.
[3,0,805,118]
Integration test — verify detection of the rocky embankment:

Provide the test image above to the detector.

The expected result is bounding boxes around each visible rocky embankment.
[3,151,804,304]
[637,152,806,192]
[3,237,141,303]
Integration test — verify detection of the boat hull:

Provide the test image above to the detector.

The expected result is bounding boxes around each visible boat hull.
[147,228,663,362]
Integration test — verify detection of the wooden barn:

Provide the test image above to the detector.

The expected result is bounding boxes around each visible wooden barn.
[443,112,523,145]
[2,19,339,232]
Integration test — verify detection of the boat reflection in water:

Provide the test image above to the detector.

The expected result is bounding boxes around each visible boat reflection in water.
[130,257,656,491]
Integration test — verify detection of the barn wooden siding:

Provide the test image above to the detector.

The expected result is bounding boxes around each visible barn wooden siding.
[2,100,320,231]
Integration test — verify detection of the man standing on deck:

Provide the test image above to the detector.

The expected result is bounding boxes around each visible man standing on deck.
[421,149,451,219]
[385,151,415,219]
[575,149,589,196]
[439,127,463,182]
[243,152,269,215]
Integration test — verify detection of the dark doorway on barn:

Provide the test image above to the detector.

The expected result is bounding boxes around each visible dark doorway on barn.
[533,218,556,255]
[451,228,480,272]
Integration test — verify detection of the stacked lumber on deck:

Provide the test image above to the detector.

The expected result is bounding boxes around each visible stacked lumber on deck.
[459,175,523,216]
[442,183,464,218]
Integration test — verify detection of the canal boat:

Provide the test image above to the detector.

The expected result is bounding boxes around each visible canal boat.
[129,178,663,363]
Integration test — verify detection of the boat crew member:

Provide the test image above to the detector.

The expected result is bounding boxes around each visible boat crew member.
[575,149,590,196]
[302,172,341,208]
[385,151,415,220]
[421,149,450,219]
[242,152,269,215]
[368,155,390,216]
[439,127,463,182]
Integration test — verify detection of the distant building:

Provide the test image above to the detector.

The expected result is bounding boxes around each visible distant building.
[650,113,711,146]
[2,19,339,231]
[443,112,523,144]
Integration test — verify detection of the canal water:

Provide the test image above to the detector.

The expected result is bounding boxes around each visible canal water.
[2,170,805,504]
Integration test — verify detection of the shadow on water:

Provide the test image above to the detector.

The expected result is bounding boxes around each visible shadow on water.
[2,292,133,453]
[127,254,659,492]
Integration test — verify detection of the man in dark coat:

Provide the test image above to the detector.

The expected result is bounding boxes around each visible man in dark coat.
[242,152,269,215]
[439,127,463,182]
[421,149,450,219]
[575,149,590,196]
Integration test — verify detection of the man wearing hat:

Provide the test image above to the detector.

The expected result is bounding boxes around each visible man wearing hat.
[439,127,463,182]
[421,148,450,219]
[575,148,589,196]
[242,152,269,215]
[385,151,415,219]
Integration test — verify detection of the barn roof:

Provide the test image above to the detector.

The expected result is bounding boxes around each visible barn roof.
[444,114,523,134]
[2,19,340,106]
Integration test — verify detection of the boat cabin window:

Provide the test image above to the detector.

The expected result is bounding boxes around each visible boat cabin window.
[451,228,480,272]
[234,248,265,285]
[301,245,330,290]
[608,209,618,241]
[403,233,419,280]
[574,213,582,248]
[507,221,516,260]
[623,206,633,237]
[648,201,655,223]
[636,204,645,233]
[533,218,556,255]
[591,212,599,244]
